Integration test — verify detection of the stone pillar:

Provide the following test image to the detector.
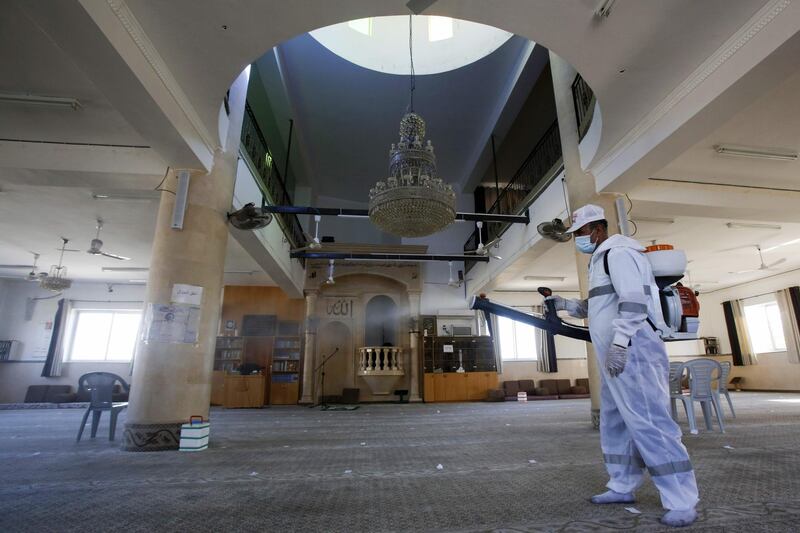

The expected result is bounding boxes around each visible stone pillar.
[550,51,621,428]
[408,290,422,402]
[299,290,318,405]
[122,68,249,451]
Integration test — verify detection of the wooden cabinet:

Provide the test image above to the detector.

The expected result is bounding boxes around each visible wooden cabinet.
[466,372,486,400]
[271,382,299,405]
[210,370,225,405]
[223,374,266,408]
[424,371,498,402]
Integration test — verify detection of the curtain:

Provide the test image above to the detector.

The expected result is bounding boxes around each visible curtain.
[41,299,72,377]
[489,313,502,374]
[722,299,757,366]
[776,287,800,364]
[533,305,558,373]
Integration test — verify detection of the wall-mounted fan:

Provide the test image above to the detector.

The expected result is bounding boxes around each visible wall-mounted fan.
[729,245,786,274]
[292,215,323,253]
[87,219,131,261]
[465,221,502,260]
[537,218,571,243]
[227,202,273,230]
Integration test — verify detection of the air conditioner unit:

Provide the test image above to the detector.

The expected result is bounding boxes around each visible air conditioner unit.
[0,340,21,361]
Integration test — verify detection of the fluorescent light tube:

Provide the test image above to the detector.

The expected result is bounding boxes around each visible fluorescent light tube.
[714,144,798,161]
[0,92,81,110]
[92,190,161,201]
[523,275,566,281]
[102,267,149,272]
[631,217,675,224]
[725,222,782,230]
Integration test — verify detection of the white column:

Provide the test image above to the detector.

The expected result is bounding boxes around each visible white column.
[300,290,318,404]
[408,291,422,401]
[122,67,249,451]
[551,52,621,429]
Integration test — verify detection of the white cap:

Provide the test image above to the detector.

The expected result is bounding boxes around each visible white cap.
[566,204,605,233]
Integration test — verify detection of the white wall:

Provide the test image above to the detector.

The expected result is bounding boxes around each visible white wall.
[0,279,145,403]
[695,269,800,391]
[486,290,589,384]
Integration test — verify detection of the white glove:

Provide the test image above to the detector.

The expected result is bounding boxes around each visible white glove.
[545,295,567,311]
[606,344,628,377]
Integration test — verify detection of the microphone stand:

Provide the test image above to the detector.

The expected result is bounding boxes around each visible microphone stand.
[313,347,339,410]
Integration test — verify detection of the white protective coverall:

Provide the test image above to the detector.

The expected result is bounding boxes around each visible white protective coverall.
[562,234,699,511]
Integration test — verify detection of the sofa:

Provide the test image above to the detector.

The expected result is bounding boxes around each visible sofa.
[500,380,559,401]
[23,383,130,404]
[493,378,590,402]
[539,378,591,399]
[24,385,74,404]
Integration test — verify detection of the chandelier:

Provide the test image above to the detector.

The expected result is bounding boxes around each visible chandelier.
[39,238,73,292]
[368,16,456,238]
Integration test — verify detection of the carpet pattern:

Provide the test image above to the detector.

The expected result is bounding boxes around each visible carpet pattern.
[0,392,799,532]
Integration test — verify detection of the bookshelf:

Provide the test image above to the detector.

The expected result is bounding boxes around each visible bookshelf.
[271,334,302,404]
[214,336,245,372]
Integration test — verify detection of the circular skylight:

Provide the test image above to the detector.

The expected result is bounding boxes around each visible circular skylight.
[309,16,514,75]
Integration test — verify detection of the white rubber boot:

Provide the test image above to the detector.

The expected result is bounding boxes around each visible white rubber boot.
[661,509,698,527]
[590,490,635,504]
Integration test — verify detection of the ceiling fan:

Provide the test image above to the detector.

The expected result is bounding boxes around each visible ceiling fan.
[425,261,470,288]
[406,0,438,14]
[87,218,131,261]
[729,245,786,274]
[292,215,323,253]
[465,221,502,260]
[325,259,335,285]
[0,251,46,281]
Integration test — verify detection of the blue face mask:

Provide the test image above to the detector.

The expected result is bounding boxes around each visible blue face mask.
[575,234,597,254]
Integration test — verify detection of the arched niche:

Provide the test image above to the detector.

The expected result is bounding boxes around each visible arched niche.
[315,320,352,399]
[364,295,399,347]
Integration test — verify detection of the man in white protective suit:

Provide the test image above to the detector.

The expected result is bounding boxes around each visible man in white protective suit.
[547,204,699,528]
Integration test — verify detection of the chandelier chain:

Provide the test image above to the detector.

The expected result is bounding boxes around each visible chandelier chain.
[408,15,415,112]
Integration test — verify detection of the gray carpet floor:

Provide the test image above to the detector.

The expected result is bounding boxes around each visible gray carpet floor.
[1,392,799,532]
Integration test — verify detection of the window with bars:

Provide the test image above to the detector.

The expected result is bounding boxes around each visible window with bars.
[67,310,142,362]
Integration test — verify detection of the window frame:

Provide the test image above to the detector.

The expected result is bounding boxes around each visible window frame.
[742,296,787,355]
[497,313,538,362]
[66,308,143,363]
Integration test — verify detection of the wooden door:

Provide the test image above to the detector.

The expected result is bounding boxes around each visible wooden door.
[423,374,435,402]
[466,372,486,400]
[445,373,468,401]
[434,373,448,401]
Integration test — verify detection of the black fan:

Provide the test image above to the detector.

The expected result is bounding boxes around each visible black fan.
[227,203,273,230]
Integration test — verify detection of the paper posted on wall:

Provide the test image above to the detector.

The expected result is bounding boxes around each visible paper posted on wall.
[143,303,201,344]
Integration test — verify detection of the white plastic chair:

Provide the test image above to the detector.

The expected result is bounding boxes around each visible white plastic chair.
[718,360,736,418]
[669,362,695,430]
[684,359,725,433]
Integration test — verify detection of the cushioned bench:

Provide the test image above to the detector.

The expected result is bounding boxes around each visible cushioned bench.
[24,385,73,403]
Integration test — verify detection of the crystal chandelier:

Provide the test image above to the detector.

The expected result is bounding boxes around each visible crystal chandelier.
[368,16,456,238]
[39,238,73,292]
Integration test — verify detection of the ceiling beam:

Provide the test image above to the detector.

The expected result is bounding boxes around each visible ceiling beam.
[20,0,215,171]
[262,205,529,224]
[0,139,165,175]
[292,252,490,263]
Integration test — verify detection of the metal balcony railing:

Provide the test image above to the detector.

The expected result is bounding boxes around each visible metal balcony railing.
[462,74,595,274]
[240,102,306,259]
